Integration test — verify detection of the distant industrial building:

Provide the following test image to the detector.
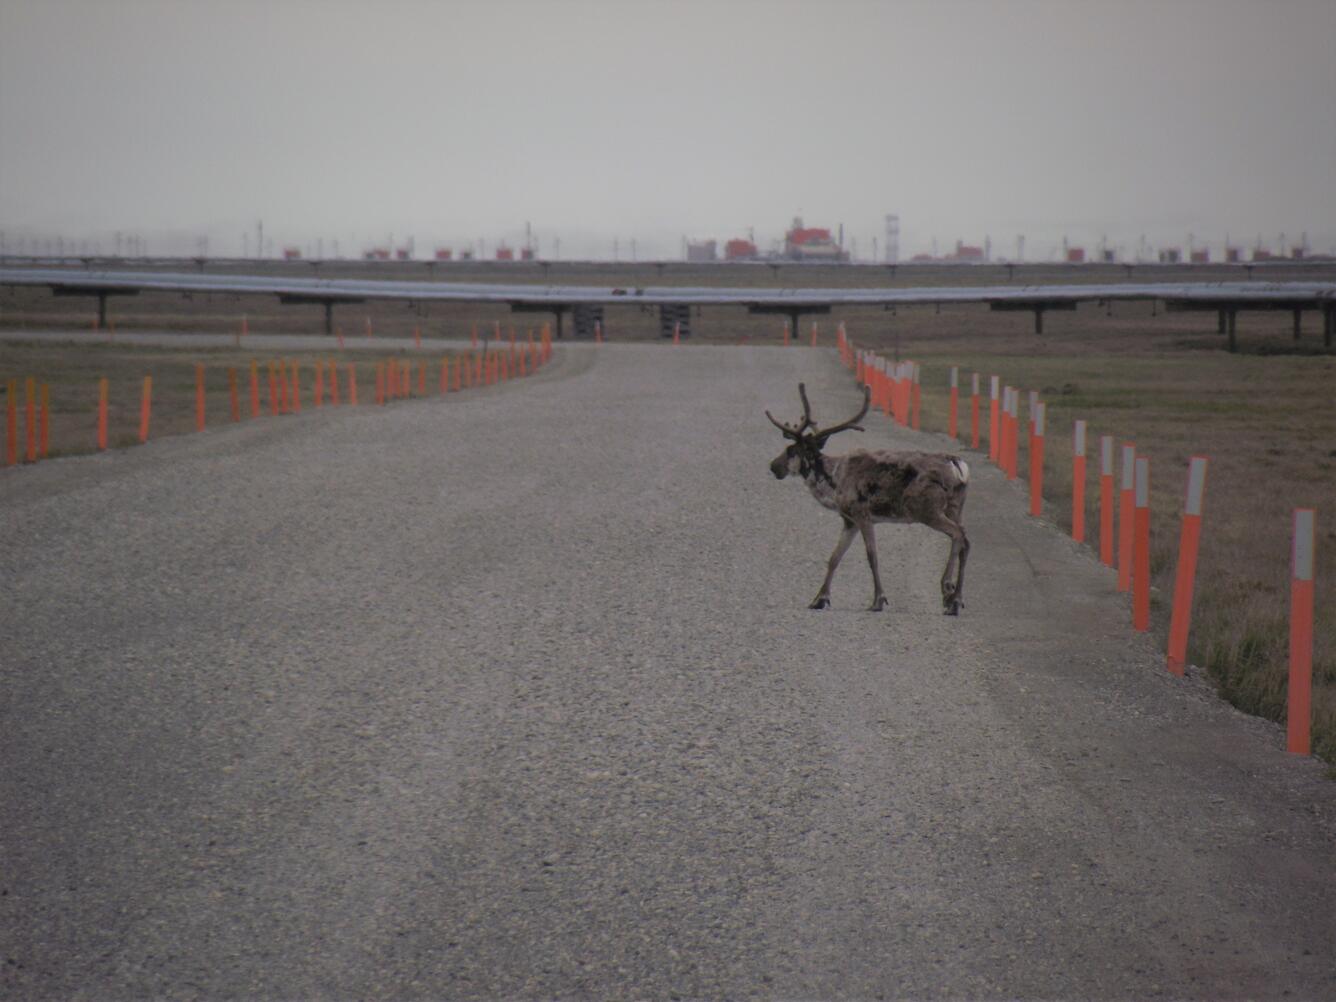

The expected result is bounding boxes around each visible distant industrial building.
[952,241,986,263]
[724,238,758,261]
[784,217,846,261]
[686,240,717,263]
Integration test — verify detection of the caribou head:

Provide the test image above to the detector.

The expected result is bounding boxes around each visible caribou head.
[766,383,871,482]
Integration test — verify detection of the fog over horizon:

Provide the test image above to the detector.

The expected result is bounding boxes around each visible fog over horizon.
[2,0,1333,262]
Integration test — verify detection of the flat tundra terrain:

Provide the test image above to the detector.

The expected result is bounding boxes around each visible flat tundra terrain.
[2,344,1333,1000]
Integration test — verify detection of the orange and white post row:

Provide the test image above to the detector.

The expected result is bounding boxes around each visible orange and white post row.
[1166,457,1208,675]
[1071,420,1087,544]
[1289,509,1316,755]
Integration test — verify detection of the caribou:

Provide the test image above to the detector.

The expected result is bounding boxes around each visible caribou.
[767,383,971,614]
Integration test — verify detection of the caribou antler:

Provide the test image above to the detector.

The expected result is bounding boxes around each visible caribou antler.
[812,385,870,442]
[765,381,816,439]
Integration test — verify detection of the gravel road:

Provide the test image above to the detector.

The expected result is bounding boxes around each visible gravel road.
[2,343,1333,1000]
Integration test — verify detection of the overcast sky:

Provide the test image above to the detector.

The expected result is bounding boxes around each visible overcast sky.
[2,0,1333,261]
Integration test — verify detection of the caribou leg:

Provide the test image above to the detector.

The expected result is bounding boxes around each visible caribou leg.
[811,517,857,609]
[926,514,970,615]
[858,520,888,611]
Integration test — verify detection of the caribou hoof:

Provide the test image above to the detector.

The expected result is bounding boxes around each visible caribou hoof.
[943,598,963,616]
[869,596,888,612]
[809,596,831,610]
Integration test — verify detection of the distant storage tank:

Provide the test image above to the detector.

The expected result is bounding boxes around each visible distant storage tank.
[496,246,514,261]
[521,248,535,261]
[724,238,758,260]
[1190,249,1210,264]
[953,241,985,262]
[395,248,412,261]
[282,247,302,260]
[435,248,453,261]
[1225,246,1242,263]
[1159,248,1181,264]
[1066,247,1086,264]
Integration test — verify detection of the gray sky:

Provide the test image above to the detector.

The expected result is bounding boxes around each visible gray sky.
[2,0,1333,261]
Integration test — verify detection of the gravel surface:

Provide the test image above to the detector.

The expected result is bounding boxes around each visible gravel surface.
[2,343,1333,1000]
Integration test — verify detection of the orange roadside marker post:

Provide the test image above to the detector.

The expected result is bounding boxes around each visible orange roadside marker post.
[417,360,426,396]
[290,363,301,413]
[1166,457,1208,675]
[453,356,462,392]
[25,377,37,462]
[440,358,449,393]
[347,364,358,406]
[1099,435,1115,566]
[138,375,152,443]
[1118,443,1136,591]
[1010,389,1023,480]
[365,315,373,339]
[375,363,385,405]
[97,378,109,450]
[948,367,959,439]
[471,325,479,350]
[5,379,18,465]
[1133,457,1151,631]
[595,321,603,344]
[267,362,279,416]
[1004,389,1018,480]
[314,361,324,407]
[810,321,818,347]
[195,364,206,432]
[1071,420,1087,543]
[673,321,681,345]
[970,373,981,449]
[414,326,422,349]
[911,364,921,430]
[39,384,49,458]
[783,322,791,347]
[1288,508,1316,755]
[249,361,260,418]
[228,367,240,422]
[1029,402,1046,516]
[988,376,1001,463]
[330,362,341,405]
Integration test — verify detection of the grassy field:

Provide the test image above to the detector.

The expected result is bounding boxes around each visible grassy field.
[3,259,1333,765]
